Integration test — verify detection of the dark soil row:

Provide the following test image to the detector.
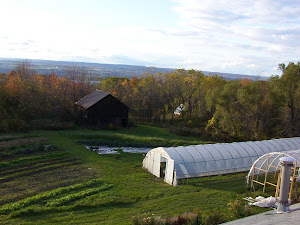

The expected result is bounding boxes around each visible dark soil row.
[0,137,49,149]
[0,135,23,142]
[0,157,77,176]
[0,168,97,206]
[0,148,62,163]
[0,161,83,183]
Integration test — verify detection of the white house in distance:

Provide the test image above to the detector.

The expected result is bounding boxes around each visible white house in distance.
[174,104,185,115]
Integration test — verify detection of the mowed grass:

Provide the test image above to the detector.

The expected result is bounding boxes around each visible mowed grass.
[65,124,209,147]
[0,125,268,224]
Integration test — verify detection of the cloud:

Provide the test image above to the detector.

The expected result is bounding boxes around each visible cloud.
[0,36,8,40]
[19,40,35,47]
[147,28,200,37]
[169,0,300,75]
[1,0,299,76]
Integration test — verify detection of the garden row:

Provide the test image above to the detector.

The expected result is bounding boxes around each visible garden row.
[0,135,101,212]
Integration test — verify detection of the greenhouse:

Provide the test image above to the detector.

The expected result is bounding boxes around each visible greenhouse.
[246,149,300,189]
[142,137,300,185]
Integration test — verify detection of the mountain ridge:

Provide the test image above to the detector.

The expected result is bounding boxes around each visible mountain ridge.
[0,58,268,81]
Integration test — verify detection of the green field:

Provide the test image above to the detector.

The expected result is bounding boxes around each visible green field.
[0,125,268,224]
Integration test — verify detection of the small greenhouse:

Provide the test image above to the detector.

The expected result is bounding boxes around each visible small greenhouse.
[142,137,300,185]
[246,149,300,194]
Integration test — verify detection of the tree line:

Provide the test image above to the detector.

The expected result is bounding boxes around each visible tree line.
[100,63,300,141]
[0,61,93,131]
[0,60,299,141]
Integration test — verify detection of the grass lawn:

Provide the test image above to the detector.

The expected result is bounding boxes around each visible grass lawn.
[64,124,209,147]
[0,125,269,224]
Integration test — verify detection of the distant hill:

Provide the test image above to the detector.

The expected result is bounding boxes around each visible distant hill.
[0,58,268,81]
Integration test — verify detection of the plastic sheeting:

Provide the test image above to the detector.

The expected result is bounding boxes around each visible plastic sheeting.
[142,137,300,185]
[245,196,278,208]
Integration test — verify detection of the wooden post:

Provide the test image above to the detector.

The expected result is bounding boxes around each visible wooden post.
[263,155,270,193]
[289,166,296,199]
[275,170,282,198]
[251,164,256,191]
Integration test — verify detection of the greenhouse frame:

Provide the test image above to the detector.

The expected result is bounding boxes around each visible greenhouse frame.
[142,137,300,185]
[246,149,300,192]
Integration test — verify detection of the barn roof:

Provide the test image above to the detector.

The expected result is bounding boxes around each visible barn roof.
[76,90,110,109]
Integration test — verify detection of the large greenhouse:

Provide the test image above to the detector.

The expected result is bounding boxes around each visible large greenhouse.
[142,137,300,185]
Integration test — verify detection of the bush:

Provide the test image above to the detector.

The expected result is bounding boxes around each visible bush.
[131,213,164,225]
[131,199,259,225]
[201,210,226,225]
[131,210,225,225]
[227,199,257,220]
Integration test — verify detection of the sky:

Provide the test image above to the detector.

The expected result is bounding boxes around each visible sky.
[1,0,300,76]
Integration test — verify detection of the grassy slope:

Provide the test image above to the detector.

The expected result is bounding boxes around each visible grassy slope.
[64,124,208,147]
[0,125,267,224]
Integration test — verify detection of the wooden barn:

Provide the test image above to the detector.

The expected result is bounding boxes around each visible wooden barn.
[76,90,128,127]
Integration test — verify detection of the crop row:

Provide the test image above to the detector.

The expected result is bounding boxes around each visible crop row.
[45,184,113,207]
[0,157,75,176]
[0,179,106,214]
[0,161,82,183]
[0,135,36,142]
[0,151,69,169]
[0,137,49,149]
[0,144,58,159]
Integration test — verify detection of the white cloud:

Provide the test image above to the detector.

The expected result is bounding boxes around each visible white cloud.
[169,0,300,75]
[1,0,300,76]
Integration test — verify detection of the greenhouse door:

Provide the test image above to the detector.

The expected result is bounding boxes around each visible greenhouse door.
[152,152,161,177]
[164,159,174,185]
[160,158,166,178]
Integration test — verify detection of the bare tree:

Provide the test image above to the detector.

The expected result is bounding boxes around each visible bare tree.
[15,59,36,79]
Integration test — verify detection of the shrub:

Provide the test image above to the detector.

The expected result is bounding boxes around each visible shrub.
[131,213,164,225]
[130,199,259,225]
[201,210,226,225]
[131,211,225,225]
[227,199,256,220]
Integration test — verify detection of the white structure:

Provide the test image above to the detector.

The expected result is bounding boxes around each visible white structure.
[174,104,185,115]
[246,149,300,184]
[142,137,300,185]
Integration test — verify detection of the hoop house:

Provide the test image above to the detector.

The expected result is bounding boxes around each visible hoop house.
[142,137,300,185]
[246,149,300,185]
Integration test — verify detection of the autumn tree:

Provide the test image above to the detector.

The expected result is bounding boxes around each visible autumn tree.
[269,62,300,136]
